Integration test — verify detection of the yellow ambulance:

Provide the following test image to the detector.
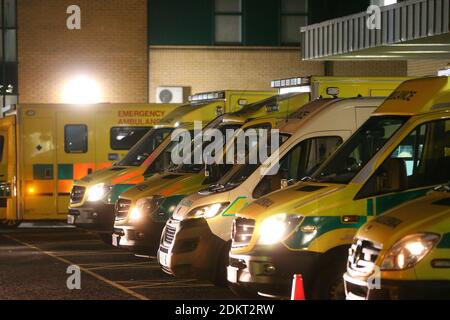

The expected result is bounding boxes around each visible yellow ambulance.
[67,90,275,238]
[344,183,450,300]
[159,97,382,285]
[227,76,450,299]
[0,103,177,228]
[112,93,310,256]
[112,76,411,257]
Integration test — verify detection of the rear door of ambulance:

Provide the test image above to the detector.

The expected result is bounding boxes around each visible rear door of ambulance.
[55,109,96,216]
[0,115,17,224]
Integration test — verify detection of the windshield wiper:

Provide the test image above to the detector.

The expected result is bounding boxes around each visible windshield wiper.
[434,183,450,192]
[301,176,320,183]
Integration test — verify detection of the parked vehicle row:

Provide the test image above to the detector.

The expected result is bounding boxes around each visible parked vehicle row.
[73,76,449,300]
[4,74,447,300]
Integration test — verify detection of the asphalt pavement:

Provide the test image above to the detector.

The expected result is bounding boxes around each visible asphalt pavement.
[0,225,235,300]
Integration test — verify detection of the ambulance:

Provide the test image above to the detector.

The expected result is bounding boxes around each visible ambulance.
[227,76,450,299]
[344,183,450,300]
[67,90,275,239]
[0,103,177,228]
[112,92,310,256]
[159,97,384,285]
[117,75,409,261]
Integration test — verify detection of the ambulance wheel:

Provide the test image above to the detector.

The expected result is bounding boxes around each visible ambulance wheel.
[0,219,22,229]
[98,233,113,245]
[212,241,231,287]
[312,248,348,300]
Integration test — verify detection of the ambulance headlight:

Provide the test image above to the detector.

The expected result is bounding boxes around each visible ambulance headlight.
[258,214,303,245]
[134,196,165,217]
[380,233,440,270]
[87,183,112,202]
[188,202,230,219]
[129,207,143,221]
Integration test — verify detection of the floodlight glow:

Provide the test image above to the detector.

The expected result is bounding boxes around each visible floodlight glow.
[62,75,103,104]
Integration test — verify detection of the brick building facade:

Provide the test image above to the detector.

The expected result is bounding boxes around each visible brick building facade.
[12,0,446,104]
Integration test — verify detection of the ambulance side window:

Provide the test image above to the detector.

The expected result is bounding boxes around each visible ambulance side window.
[357,119,450,198]
[0,136,4,161]
[253,136,343,199]
[110,127,150,150]
[65,125,88,153]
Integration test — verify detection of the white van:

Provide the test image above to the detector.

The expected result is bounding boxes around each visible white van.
[158,97,384,284]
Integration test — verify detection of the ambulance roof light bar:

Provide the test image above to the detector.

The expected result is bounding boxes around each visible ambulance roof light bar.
[437,64,450,77]
[271,77,311,89]
[188,91,226,102]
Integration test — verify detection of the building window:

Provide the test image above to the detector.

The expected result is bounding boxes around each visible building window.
[281,0,308,45]
[0,0,17,109]
[65,125,88,153]
[214,0,242,44]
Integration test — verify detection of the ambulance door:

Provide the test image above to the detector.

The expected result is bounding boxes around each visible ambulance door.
[0,116,17,225]
[56,111,96,215]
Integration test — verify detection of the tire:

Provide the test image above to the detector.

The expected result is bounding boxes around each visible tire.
[311,249,348,300]
[0,219,22,229]
[212,241,231,287]
[98,233,113,245]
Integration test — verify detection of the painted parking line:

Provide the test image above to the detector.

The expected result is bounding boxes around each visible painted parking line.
[3,234,151,301]
[116,279,214,290]
[48,250,132,257]
[79,261,160,271]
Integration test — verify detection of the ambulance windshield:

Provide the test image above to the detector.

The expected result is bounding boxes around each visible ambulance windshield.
[117,128,173,167]
[312,116,409,184]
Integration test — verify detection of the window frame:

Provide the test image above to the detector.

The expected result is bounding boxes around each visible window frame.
[0,0,18,109]
[253,135,343,199]
[213,0,244,45]
[64,124,88,154]
[109,126,151,151]
[279,0,309,46]
[355,118,450,199]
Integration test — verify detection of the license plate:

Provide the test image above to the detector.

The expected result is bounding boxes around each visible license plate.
[67,215,75,225]
[227,266,238,283]
[112,234,120,247]
[159,250,169,267]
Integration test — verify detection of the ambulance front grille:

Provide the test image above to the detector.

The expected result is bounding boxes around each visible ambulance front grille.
[347,238,382,276]
[115,199,131,220]
[231,217,255,249]
[163,225,176,245]
[70,186,86,204]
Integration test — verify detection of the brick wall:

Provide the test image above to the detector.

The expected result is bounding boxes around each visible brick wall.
[18,0,148,103]
[329,60,408,77]
[148,47,408,102]
[148,47,325,102]
[407,60,449,77]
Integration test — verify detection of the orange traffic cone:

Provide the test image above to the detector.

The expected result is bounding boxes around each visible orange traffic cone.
[291,274,306,300]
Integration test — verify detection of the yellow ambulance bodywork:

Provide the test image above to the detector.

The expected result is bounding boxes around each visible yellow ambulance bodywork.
[67,90,275,234]
[309,76,414,99]
[228,77,450,299]
[111,93,311,255]
[159,97,382,284]
[0,103,177,225]
[344,185,450,300]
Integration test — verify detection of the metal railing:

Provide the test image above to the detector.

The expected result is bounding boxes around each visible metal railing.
[300,0,450,60]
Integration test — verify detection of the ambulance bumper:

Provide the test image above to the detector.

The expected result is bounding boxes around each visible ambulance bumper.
[67,203,115,233]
